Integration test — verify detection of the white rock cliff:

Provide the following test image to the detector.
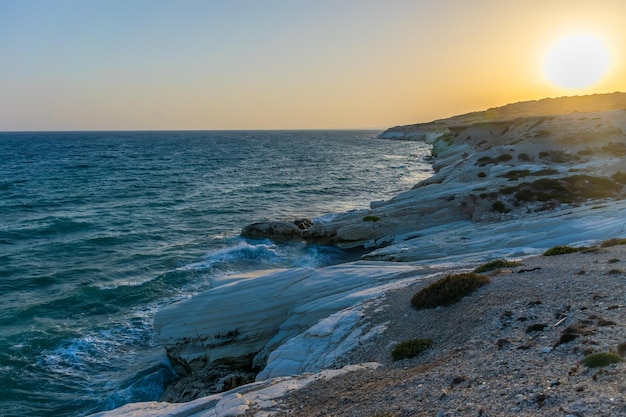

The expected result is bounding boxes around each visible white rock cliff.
[94,92,626,416]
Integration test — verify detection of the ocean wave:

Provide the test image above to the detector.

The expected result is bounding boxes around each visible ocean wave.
[37,307,173,414]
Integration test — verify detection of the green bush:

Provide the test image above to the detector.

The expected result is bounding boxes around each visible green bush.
[391,338,433,361]
[501,175,623,205]
[411,272,490,309]
[582,352,623,368]
[502,169,531,180]
[601,238,626,247]
[476,156,494,166]
[363,215,380,222]
[491,201,510,213]
[474,259,522,273]
[543,246,581,256]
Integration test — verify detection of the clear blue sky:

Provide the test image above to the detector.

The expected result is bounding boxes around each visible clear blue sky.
[1,0,625,131]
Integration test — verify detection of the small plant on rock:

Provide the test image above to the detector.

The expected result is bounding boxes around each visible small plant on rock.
[411,272,490,309]
[526,323,548,333]
[612,171,626,184]
[391,338,433,361]
[582,352,624,368]
[363,215,380,222]
[543,245,581,256]
[474,259,522,273]
[491,200,510,213]
[601,238,626,247]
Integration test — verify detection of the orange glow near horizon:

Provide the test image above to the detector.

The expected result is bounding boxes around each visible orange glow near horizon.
[1,1,626,131]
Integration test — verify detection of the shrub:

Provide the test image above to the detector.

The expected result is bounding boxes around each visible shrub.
[502,169,531,181]
[477,156,495,166]
[612,171,626,184]
[363,215,380,222]
[539,150,574,163]
[602,142,626,157]
[563,175,622,199]
[491,201,510,213]
[582,352,623,368]
[411,272,490,309]
[526,323,548,333]
[474,259,522,273]
[554,326,583,347]
[609,258,620,264]
[543,246,581,256]
[391,338,433,361]
[535,168,559,176]
[601,238,626,247]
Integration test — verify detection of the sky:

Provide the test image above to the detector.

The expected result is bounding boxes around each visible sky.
[1,0,626,131]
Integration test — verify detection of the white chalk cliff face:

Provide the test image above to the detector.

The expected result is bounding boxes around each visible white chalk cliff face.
[154,263,417,377]
[304,94,626,249]
[94,93,626,416]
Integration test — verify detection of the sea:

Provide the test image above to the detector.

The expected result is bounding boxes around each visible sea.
[0,130,433,416]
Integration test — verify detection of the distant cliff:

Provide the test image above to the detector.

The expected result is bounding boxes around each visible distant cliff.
[379,92,626,140]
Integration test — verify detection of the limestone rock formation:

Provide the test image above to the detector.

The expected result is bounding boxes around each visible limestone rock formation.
[302,93,626,249]
[154,263,415,378]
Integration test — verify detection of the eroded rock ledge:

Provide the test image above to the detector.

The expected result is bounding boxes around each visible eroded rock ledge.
[244,93,626,250]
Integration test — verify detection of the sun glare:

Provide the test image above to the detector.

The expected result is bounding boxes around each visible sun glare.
[543,33,611,90]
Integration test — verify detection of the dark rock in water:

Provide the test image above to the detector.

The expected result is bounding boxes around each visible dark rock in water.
[294,218,313,230]
[241,221,304,240]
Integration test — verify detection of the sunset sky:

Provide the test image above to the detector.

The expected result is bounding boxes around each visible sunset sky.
[1,0,625,131]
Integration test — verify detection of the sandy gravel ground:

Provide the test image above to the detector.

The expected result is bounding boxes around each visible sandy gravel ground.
[273,244,626,417]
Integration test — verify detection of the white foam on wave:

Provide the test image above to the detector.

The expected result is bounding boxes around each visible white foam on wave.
[178,238,345,279]
[37,304,174,410]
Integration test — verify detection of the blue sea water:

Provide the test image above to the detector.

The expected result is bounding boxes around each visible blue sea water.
[0,130,432,416]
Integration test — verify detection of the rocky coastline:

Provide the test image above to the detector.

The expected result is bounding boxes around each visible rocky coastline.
[93,92,626,416]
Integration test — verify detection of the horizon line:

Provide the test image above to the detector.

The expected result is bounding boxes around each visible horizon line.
[0,127,388,134]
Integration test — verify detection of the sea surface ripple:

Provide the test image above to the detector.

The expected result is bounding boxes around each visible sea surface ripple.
[0,130,432,416]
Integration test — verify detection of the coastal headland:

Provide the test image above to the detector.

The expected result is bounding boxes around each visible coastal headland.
[93,93,626,416]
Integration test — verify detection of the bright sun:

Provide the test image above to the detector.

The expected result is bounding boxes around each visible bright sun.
[543,33,611,90]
